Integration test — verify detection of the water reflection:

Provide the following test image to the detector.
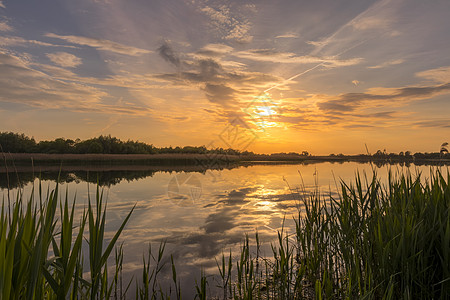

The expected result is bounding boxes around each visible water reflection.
[0,162,441,297]
[2,157,441,190]
[0,169,158,189]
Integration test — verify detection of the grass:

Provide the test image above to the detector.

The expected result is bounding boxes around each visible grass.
[0,169,449,299]
[0,181,134,299]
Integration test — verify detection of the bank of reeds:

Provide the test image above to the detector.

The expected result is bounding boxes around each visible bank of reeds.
[1,169,449,299]
[0,183,134,299]
[293,169,450,299]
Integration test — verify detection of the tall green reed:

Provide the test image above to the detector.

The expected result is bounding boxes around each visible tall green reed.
[1,169,449,299]
[194,169,450,299]
[0,181,133,299]
[294,169,450,299]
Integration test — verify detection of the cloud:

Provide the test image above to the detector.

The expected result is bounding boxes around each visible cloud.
[0,51,151,115]
[156,56,225,84]
[216,187,260,207]
[307,0,397,56]
[234,49,362,67]
[45,33,151,56]
[317,83,450,112]
[157,41,181,67]
[0,21,12,31]
[275,32,298,39]
[0,1,5,8]
[225,21,252,43]
[203,83,235,105]
[272,68,450,131]
[199,4,253,43]
[351,16,391,30]
[154,42,281,115]
[0,51,102,108]
[46,52,82,68]
[201,6,230,26]
[36,62,183,92]
[195,43,233,58]
[274,101,401,131]
[306,39,330,48]
[414,119,450,128]
[201,208,237,234]
[416,66,450,83]
[368,59,404,69]
[0,35,75,48]
[347,0,397,33]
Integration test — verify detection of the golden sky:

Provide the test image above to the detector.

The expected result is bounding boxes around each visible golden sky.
[0,0,450,154]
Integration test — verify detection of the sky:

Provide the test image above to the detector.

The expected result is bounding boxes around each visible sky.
[0,0,450,155]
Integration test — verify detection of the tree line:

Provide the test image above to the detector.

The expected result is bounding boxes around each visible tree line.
[1,132,447,159]
[0,132,253,155]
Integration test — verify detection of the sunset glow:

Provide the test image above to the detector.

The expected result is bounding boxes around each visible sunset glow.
[1,0,449,154]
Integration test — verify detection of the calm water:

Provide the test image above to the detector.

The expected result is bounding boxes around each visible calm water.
[1,162,440,296]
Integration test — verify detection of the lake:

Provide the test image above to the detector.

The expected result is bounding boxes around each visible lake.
[0,161,441,297]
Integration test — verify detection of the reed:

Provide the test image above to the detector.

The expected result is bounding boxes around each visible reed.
[1,169,448,299]
[0,181,133,299]
[200,169,450,299]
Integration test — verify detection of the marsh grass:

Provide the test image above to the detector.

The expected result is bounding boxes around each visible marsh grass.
[207,169,450,299]
[0,180,134,299]
[1,169,449,299]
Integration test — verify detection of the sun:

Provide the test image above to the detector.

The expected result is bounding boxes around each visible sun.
[243,93,280,131]
[253,106,277,117]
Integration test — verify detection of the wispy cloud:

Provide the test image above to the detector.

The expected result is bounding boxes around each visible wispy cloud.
[307,0,396,55]
[0,20,11,31]
[271,99,403,131]
[157,41,181,67]
[317,83,450,113]
[0,50,152,115]
[0,51,102,108]
[234,49,362,67]
[275,32,298,39]
[203,83,236,105]
[0,35,78,48]
[46,52,82,68]
[414,119,450,128]
[270,68,450,131]
[0,1,5,9]
[36,62,184,91]
[194,43,234,58]
[45,33,151,56]
[154,42,281,112]
[416,66,450,83]
[225,21,252,43]
[351,16,391,30]
[368,59,404,69]
[199,3,254,43]
[306,39,329,48]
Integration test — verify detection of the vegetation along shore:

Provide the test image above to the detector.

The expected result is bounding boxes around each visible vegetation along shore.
[1,132,450,167]
[0,169,449,298]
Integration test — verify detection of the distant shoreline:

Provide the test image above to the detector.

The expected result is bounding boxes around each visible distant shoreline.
[1,152,449,167]
[1,153,449,189]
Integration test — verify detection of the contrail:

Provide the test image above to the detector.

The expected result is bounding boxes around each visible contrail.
[310,0,392,55]
[264,63,325,93]
[264,38,370,94]
[260,0,383,94]
[259,0,390,95]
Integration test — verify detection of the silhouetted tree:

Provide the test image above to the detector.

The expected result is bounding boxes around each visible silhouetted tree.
[0,132,255,155]
[0,132,37,153]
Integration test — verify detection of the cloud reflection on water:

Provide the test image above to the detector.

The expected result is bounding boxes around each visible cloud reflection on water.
[1,162,436,297]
